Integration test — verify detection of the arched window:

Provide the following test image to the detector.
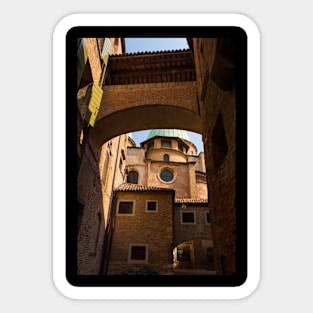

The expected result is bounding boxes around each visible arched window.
[127,171,138,184]
[163,154,169,162]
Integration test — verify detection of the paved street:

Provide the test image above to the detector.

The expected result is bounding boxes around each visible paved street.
[173,269,216,275]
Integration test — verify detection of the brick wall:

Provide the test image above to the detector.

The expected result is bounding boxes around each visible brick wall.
[77,133,129,274]
[77,144,105,274]
[85,38,102,84]
[107,191,174,274]
[173,203,212,245]
[194,38,237,275]
[173,203,213,270]
[98,81,198,120]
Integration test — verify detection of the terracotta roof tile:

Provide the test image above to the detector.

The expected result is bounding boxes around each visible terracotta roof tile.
[116,183,173,192]
[110,49,190,57]
[175,198,208,204]
[116,184,208,203]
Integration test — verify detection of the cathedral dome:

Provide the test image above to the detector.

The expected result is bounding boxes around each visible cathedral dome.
[146,129,190,141]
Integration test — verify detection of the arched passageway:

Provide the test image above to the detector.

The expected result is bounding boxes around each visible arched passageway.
[173,240,215,273]
[76,37,243,278]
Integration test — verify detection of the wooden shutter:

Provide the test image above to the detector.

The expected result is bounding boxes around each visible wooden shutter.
[86,82,103,127]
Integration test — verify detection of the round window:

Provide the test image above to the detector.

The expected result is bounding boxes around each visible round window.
[160,170,173,182]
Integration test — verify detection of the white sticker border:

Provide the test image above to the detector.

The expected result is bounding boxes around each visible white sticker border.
[52,13,260,300]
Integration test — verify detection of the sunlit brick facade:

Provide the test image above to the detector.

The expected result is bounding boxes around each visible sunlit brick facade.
[106,130,214,275]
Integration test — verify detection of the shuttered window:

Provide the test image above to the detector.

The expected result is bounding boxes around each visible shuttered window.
[86,82,103,127]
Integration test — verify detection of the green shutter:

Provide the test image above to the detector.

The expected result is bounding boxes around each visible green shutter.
[87,83,103,127]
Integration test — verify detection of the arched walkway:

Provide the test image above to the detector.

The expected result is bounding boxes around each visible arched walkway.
[89,104,202,150]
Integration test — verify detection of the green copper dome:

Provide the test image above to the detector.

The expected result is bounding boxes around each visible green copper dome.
[147,129,190,141]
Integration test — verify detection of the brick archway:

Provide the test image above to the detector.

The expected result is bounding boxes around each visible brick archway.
[88,49,202,149]
[76,38,241,277]
[89,104,202,150]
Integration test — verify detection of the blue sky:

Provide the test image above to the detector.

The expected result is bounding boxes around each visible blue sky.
[124,38,204,153]
[125,38,188,53]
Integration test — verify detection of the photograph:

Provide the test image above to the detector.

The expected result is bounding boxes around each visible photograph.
[67,25,248,288]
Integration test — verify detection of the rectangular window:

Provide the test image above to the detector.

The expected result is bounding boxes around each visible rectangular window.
[121,149,126,160]
[119,157,123,172]
[128,244,148,263]
[147,142,154,151]
[117,201,134,215]
[131,246,146,260]
[178,143,184,152]
[146,200,158,212]
[161,139,171,149]
[181,211,196,224]
[205,211,211,224]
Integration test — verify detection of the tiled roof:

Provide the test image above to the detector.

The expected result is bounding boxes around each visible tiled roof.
[110,49,190,57]
[175,198,208,204]
[115,184,208,204]
[116,183,173,192]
